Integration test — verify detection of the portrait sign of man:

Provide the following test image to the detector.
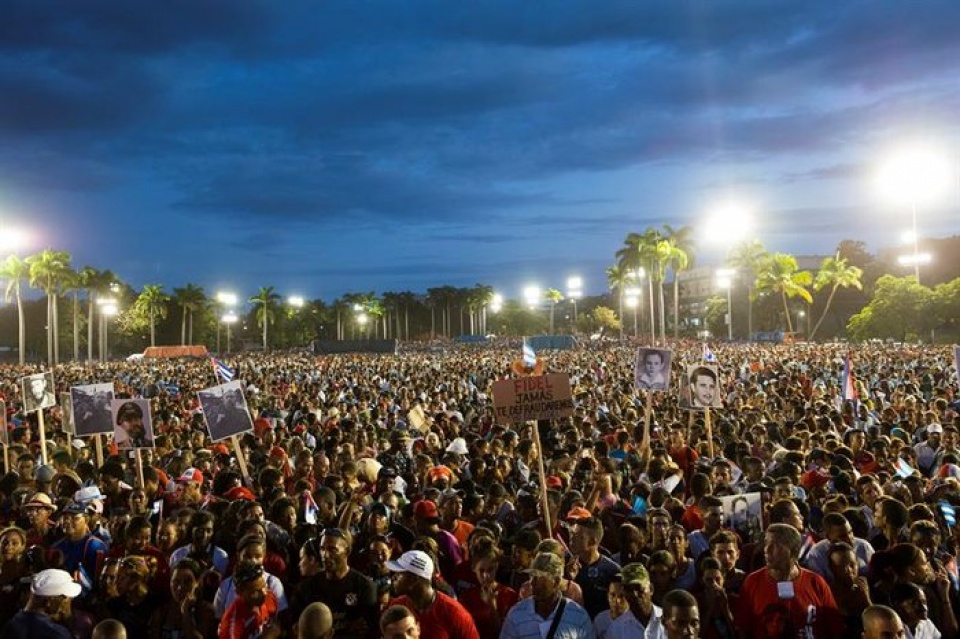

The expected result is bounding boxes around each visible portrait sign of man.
[681,364,722,410]
[198,380,254,441]
[71,383,115,437]
[21,372,56,413]
[111,399,155,449]
[635,347,672,391]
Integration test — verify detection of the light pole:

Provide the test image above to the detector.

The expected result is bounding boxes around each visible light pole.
[704,202,753,338]
[566,276,583,331]
[99,300,118,361]
[215,292,237,354]
[288,296,305,346]
[357,312,368,339]
[877,144,952,285]
[222,312,238,353]
[624,295,639,338]
[523,286,541,310]
[716,268,735,341]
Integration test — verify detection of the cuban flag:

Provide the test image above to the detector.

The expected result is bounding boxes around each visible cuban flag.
[211,357,235,383]
[702,343,718,363]
[522,338,537,368]
[304,490,320,525]
[895,457,915,478]
[841,352,857,402]
[941,501,957,527]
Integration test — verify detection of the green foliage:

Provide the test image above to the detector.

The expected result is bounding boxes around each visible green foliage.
[846,276,935,341]
[590,306,620,333]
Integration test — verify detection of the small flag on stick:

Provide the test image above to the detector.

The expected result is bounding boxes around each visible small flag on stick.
[841,351,857,402]
[895,457,915,478]
[211,357,235,383]
[941,501,957,527]
[702,344,718,363]
[522,338,537,368]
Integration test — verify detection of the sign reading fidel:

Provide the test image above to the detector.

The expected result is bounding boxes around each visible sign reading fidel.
[492,374,575,423]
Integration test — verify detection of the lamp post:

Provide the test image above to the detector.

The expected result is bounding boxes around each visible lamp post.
[523,286,541,310]
[215,292,237,354]
[716,268,735,341]
[288,296,305,346]
[357,312,368,339]
[704,203,753,338]
[624,295,639,338]
[98,300,118,361]
[222,312,238,353]
[566,276,583,331]
[795,309,807,337]
[878,144,952,285]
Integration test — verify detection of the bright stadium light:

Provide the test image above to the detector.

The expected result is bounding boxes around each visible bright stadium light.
[523,285,541,309]
[288,296,305,308]
[878,143,952,283]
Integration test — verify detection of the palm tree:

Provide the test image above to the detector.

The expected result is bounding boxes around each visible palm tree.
[755,252,813,333]
[810,254,864,340]
[469,284,494,335]
[173,284,206,345]
[250,286,281,351]
[134,284,170,346]
[0,255,30,365]
[426,287,446,338]
[396,291,419,340]
[59,267,80,362]
[605,263,631,340]
[617,230,661,341]
[662,224,695,338]
[544,288,564,333]
[380,292,401,339]
[27,249,73,365]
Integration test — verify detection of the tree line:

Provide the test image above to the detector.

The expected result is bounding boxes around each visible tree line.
[1,236,958,363]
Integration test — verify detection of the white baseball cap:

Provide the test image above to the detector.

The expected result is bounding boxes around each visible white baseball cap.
[386,550,434,581]
[31,569,82,598]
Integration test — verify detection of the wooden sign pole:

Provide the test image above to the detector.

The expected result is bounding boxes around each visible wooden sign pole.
[529,419,553,540]
[231,434,253,487]
[37,409,49,465]
[705,406,715,459]
[135,448,145,488]
[95,435,105,467]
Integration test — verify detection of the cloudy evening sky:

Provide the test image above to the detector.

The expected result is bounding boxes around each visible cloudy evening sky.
[1,1,958,301]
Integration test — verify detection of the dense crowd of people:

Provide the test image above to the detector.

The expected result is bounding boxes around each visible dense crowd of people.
[0,340,958,639]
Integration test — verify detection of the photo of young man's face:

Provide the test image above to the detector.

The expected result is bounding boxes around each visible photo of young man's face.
[684,365,720,409]
[644,352,664,376]
[693,373,716,405]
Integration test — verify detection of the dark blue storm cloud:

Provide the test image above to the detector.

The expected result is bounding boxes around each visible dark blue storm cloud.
[0,1,957,299]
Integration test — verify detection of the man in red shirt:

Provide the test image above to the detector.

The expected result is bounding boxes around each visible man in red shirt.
[387,550,479,639]
[219,564,281,639]
[735,523,843,639]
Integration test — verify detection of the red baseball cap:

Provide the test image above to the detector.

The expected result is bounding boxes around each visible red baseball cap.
[546,476,564,490]
[414,500,440,521]
[224,486,257,501]
[176,468,203,484]
[566,506,593,521]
